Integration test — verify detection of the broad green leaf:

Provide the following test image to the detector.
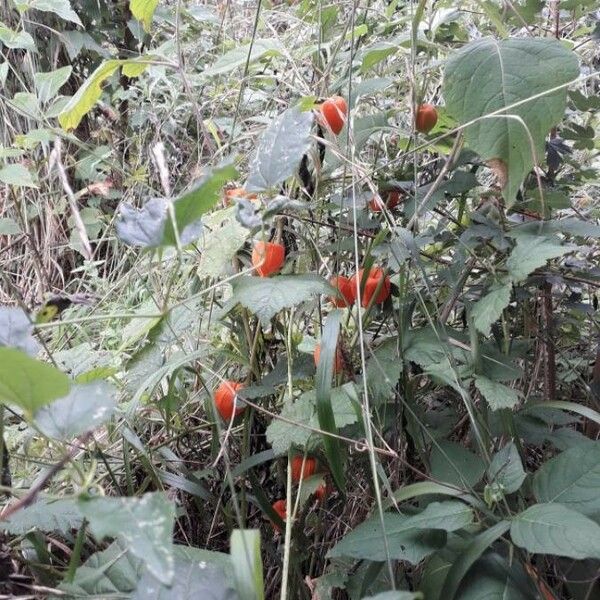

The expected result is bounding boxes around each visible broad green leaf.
[328,510,447,563]
[430,440,485,489]
[246,106,314,192]
[230,274,331,327]
[198,207,249,278]
[0,307,39,355]
[385,481,474,509]
[457,556,530,600]
[0,217,21,234]
[360,42,398,73]
[441,521,511,600]
[130,0,159,31]
[510,503,600,559]
[15,0,82,25]
[403,326,449,368]
[162,161,238,246]
[115,197,169,248]
[203,39,282,77]
[487,442,525,494]
[34,66,72,104]
[471,282,511,336]
[443,38,578,203]
[0,24,35,51]
[1,497,82,535]
[230,529,264,600]
[132,546,236,600]
[364,336,403,404]
[474,376,520,411]
[532,442,600,519]
[0,348,70,415]
[315,310,346,491]
[33,381,117,440]
[0,163,37,187]
[506,234,575,282]
[79,492,176,584]
[266,385,359,456]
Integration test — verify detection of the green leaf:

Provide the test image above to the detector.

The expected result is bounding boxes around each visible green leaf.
[532,442,600,519]
[0,217,21,234]
[474,376,520,411]
[430,440,485,489]
[487,442,526,494]
[506,234,575,282]
[230,529,264,600]
[79,492,176,584]
[266,385,358,456]
[34,66,72,104]
[230,274,331,327]
[33,381,117,440]
[16,0,82,25]
[471,282,511,336]
[130,0,159,31]
[443,38,578,203]
[360,42,398,73]
[203,39,282,77]
[198,207,249,279]
[441,521,511,600]
[0,307,39,355]
[0,348,71,415]
[510,503,600,559]
[364,336,403,404]
[0,163,38,187]
[1,497,82,535]
[315,310,345,491]
[162,161,238,246]
[328,505,452,563]
[0,24,36,51]
[115,197,169,248]
[246,106,314,192]
[363,592,423,600]
[132,546,236,600]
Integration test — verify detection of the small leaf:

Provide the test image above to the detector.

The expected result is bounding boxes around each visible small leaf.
[79,492,176,584]
[471,282,511,336]
[0,307,39,355]
[532,442,600,519]
[230,275,332,327]
[430,440,485,489]
[230,529,264,600]
[34,66,72,104]
[0,163,38,187]
[474,376,520,411]
[130,0,159,31]
[510,503,600,560]
[246,106,314,192]
[506,234,575,282]
[33,381,117,440]
[1,497,82,535]
[444,38,578,203]
[0,348,71,415]
[487,442,526,494]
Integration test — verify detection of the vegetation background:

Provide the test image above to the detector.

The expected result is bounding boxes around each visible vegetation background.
[0,0,600,599]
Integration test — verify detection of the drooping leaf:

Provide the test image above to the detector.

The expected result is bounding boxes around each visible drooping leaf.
[510,503,600,560]
[34,66,72,104]
[0,163,38,187]
[130,0,159,31]
[506,233,575,282]
[1,497,82,535]
[443,38,578,203]
[162,161,238,246]
[246,106,314,192]
[0,348,71,415]
[230,275,332,327]
[532,442,600,519]
[487,442,526,494]
[0,307,39,356]
[15,0,83,25]
[33,381,117,440]
[471,282,511,336]
[474,376,520,411]
[79,492,176,584]
[115,197,168,248]
[430,440,485,489]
